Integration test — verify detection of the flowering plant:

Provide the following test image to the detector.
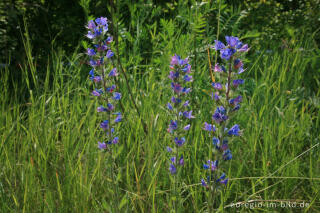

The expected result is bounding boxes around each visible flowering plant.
[85,17,121,151]
[85,17,121,211]
[201,36,249,209]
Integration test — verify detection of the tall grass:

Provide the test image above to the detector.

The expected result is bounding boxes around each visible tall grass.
[1,4,320,213]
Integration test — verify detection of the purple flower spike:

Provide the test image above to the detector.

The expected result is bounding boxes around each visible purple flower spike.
[228,124,240,136]
[166,146,172,152]
[98,141,107,150]
[167,102,173,110]
[169,164,177,174]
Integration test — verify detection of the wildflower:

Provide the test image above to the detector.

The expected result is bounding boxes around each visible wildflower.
[167,102,173,110]
[113,92,121,100]
[169,71,179,80]
[183,110,195,119]
[107,103,115,111]
[100,120,109,131]
[89,69,95,80]
[228,124,240,136]
[214,40,225,50]
[184,124,191,130]
[171,83,183,93]
[108,68,118,77]
[169,164,177,174]
[106,85,116,93]
[112,137,119,144]
[234,59,243,69]
[223,149,232,160]
[114,113,122,123]
[179,155,184,166]
[212,82,223,90]
[212,137,220,146]
[203,122,215,131]
[174,137,186,146]
[106,50,114,58]
[97,106,107,112]
[89,59,97,67]
[184,75,193,82]
[225,36,240,48]
[168,120,178,133]
[167,146,173,152]
[220,48,235,60]
[201,179,208,187]
[98,141,107,150]
[183,100,190,107]
[92,89,103,96]
[87,48,96,56]
[233,79,244,88]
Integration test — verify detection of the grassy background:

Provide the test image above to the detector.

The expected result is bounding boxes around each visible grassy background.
[1,1,320,212]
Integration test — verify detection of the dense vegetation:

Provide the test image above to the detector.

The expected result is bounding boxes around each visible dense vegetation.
[1,0,320,212]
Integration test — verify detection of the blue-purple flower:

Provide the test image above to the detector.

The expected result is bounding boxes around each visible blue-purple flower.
[228,124,240,136]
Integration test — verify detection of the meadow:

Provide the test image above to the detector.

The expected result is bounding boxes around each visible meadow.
[1,1,320,212]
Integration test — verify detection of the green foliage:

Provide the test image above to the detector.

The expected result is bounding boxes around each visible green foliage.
[0,0,320,212]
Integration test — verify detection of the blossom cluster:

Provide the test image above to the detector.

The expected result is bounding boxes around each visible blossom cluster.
[201,36,249,188]
[166,54,194,174]
[86,17,122,150]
